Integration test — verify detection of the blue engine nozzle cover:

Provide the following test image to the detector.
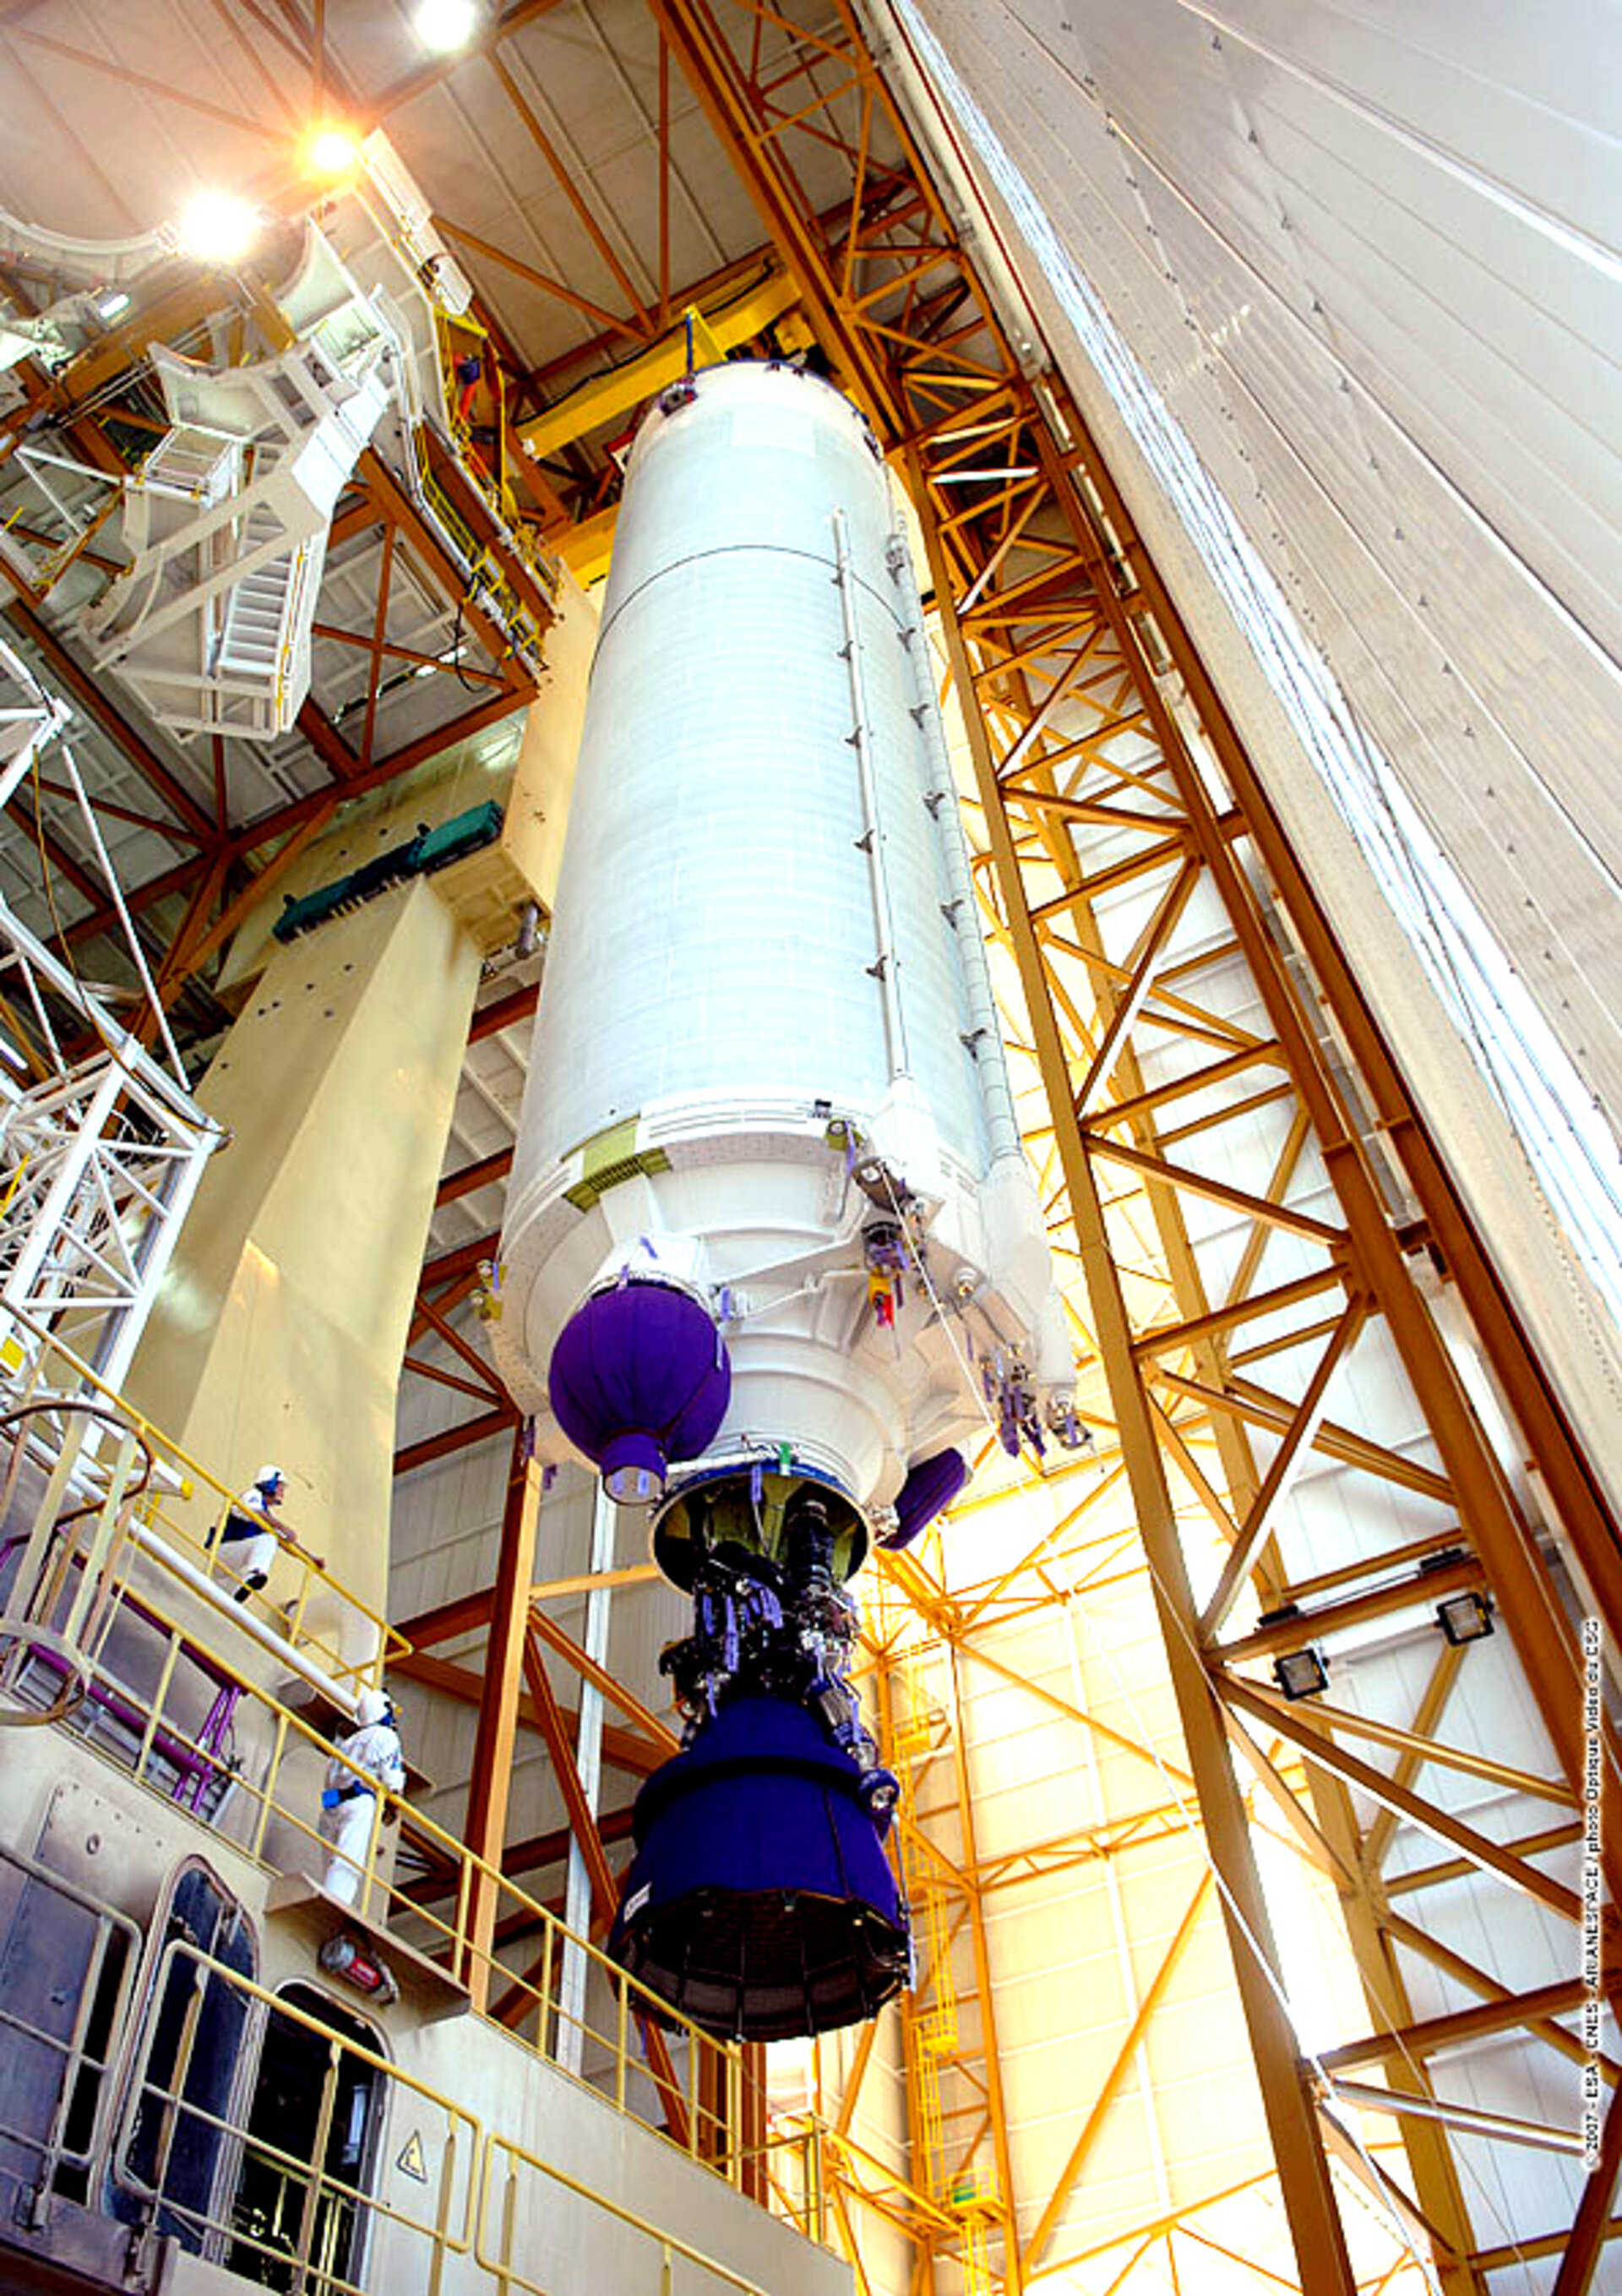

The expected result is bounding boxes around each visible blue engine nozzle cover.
[609,1694,909,2041]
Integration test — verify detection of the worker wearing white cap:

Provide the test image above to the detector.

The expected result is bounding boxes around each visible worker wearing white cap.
[319,1688,406,1907]
[214,1465,323,1602]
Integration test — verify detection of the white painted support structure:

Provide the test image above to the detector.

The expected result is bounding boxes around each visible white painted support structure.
[557,1482,616,2075]
[81,309,392,740]
[0,925,219,1398]
[0,646,220,1396]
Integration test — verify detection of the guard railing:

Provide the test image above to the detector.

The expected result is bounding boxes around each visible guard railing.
[0,1312,743,2180]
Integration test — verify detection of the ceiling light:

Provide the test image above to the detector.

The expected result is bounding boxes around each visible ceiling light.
[177,190,259,266]
[1435,1590,1494,1646]
[308,127,359,177]
[413,0,480,52]
[1272,1646,1329,1702]
[95,290,132,321]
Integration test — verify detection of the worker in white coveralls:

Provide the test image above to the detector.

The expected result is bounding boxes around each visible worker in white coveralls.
[215,1464,324,1601]
[319,1688,406,1906]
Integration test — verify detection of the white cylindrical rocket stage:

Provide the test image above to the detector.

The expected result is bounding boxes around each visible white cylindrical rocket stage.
[495,360,1072,2038]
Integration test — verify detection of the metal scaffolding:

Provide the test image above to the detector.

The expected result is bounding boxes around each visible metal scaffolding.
[0,640,220,1397]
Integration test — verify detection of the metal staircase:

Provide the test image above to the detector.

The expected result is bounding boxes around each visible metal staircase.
[82,279,393,742]
[215,485,327,708]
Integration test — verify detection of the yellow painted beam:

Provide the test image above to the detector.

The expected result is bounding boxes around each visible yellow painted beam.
[554,504,618,588]
[517,274,806,461]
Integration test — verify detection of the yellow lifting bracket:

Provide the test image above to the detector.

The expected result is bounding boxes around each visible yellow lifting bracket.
[516,272,808,465]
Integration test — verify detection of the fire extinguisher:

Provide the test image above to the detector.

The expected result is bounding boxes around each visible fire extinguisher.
[318,1932,400,2007]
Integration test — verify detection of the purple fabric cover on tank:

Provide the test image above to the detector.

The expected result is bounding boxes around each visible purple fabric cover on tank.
[601,1431,667,1486]
[548,1279,731,1488]
[880,1447,969,1549]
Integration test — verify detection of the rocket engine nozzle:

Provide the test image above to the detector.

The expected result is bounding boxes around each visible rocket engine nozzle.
[607,1465,907,2040]
[608,1694,908,2042]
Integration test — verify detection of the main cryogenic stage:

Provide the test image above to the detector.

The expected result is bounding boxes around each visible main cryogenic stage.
[494,358,1073,2038]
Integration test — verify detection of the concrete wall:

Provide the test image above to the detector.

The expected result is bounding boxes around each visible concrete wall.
[127,880,481,1627]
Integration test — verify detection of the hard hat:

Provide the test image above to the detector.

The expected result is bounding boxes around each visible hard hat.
[357,1688,393,1728]
[255,1464,285,1491]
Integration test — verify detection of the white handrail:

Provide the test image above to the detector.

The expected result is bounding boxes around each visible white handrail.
[125,1518,364,1719]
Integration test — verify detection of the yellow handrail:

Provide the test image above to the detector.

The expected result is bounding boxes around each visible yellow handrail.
[115,1939,482,2281]
[0,1303,406,1677]
[0,1377,741,2173]
[100,1941,826,2293]
[478,2132,779,2296]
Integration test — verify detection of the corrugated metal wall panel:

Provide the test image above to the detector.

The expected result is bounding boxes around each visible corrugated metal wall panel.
[961,1595,1277,2261]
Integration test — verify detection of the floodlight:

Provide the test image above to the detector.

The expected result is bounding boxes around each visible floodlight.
[414,0,480,51]
[1272,1645,1329,1701]
[177,190,259,266]
[308,127,359,177]
[1435,1590,1494,1646]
